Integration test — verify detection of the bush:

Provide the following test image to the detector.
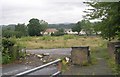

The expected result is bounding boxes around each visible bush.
[2,30,27,38]
[63,35,75,40]
[42,36,52,41]
[2,38,26,64]
[2,38,15,48]
[51,32,64,36]
[2,54,11,64]
[2,30,15,38]
[14,31,24,38]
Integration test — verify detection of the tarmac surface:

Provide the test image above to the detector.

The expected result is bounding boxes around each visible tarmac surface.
[2,48,113,76]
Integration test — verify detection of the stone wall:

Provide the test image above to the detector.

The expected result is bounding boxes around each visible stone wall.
[107,42,120,56]
[71,46,90,65]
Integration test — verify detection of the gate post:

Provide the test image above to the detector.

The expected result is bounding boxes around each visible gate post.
[71,46,91,65]
[115,45,120,65]
[57,60,62,72]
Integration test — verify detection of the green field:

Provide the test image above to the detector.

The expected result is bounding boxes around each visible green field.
[15,35,110,66]
[15,35,107,49]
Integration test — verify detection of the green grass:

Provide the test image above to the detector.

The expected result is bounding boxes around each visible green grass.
[107,54,120,75]
[15,35,109,64]
[15,35,107,49]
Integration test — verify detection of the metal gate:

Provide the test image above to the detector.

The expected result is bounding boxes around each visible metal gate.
[13,59,62,77]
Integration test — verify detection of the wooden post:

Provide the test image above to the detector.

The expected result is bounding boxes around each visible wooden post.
[115,45,120,65]
[57,61,62,72]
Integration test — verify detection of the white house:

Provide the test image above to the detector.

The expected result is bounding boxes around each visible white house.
[79,29,86,35]
[64,29,87,35]
[42,28,58,35]
[64,29,78,34]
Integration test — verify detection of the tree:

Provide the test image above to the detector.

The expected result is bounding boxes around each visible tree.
[51,28,64,36]
[39,20,48,35]
[2,30,15,38]
[83,1,120,41]
[92,22,101,35]
[15,23,28,37]
[81,20,93,36]
[72,21,82,35]
[2,24,28,38]
[27,18,48,36]
[2,25,16,38]
[27,18,41,36]
[48,23,75,29]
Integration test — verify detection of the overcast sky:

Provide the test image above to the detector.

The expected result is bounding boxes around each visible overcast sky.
[1,0,90,25]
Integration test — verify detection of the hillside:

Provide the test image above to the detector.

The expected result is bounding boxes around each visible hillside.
[48,23,75,29]
[2,24,16,31]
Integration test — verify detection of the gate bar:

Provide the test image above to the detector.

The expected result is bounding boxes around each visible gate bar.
[14,59,62,77]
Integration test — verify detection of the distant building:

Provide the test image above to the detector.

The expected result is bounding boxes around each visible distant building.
[64,29,87,35]
[42,28,58,35]
[79,29,86,35]
[42,28,87,35]
[64,29,78,34]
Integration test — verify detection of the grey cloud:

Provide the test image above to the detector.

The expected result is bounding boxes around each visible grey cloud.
[1,0,87,25]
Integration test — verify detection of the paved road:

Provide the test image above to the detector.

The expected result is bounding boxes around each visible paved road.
[2,64,33,75]
[2,62,59,76]
[2,65,58,76]
[63,58,113,75]
[26,48,71,55]
[2,48,114,75]
[28,66,58,75]
[2,48,71,76]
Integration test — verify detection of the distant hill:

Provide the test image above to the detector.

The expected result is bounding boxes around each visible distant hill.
[2,24,16,31]
[48,23,75,29]
[1,23,76,31]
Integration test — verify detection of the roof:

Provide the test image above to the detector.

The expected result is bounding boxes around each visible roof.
[64,29,72,31]
[45,28,58,32]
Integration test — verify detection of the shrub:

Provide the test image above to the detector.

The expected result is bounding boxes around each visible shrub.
[2,38,15,48]
[2,30,27,38]
[2,30,15,38]
[2,54,11,64]
[51,28,65,36]
[20,36,32,41]
[42,36,52,41]
[51,32,64,36]
[63,35,75,40]
[14,31,24,38]
[2,38,26,64]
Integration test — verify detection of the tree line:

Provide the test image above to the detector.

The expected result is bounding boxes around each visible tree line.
[72,1,120,41]
[72,20,100,36]
[83,1,120,41]
[48,23,75,29]
[2,18,48,38]
[2,18,100,38]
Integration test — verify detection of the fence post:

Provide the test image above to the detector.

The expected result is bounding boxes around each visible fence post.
[57,61,62,72]
[115,45,120,65]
